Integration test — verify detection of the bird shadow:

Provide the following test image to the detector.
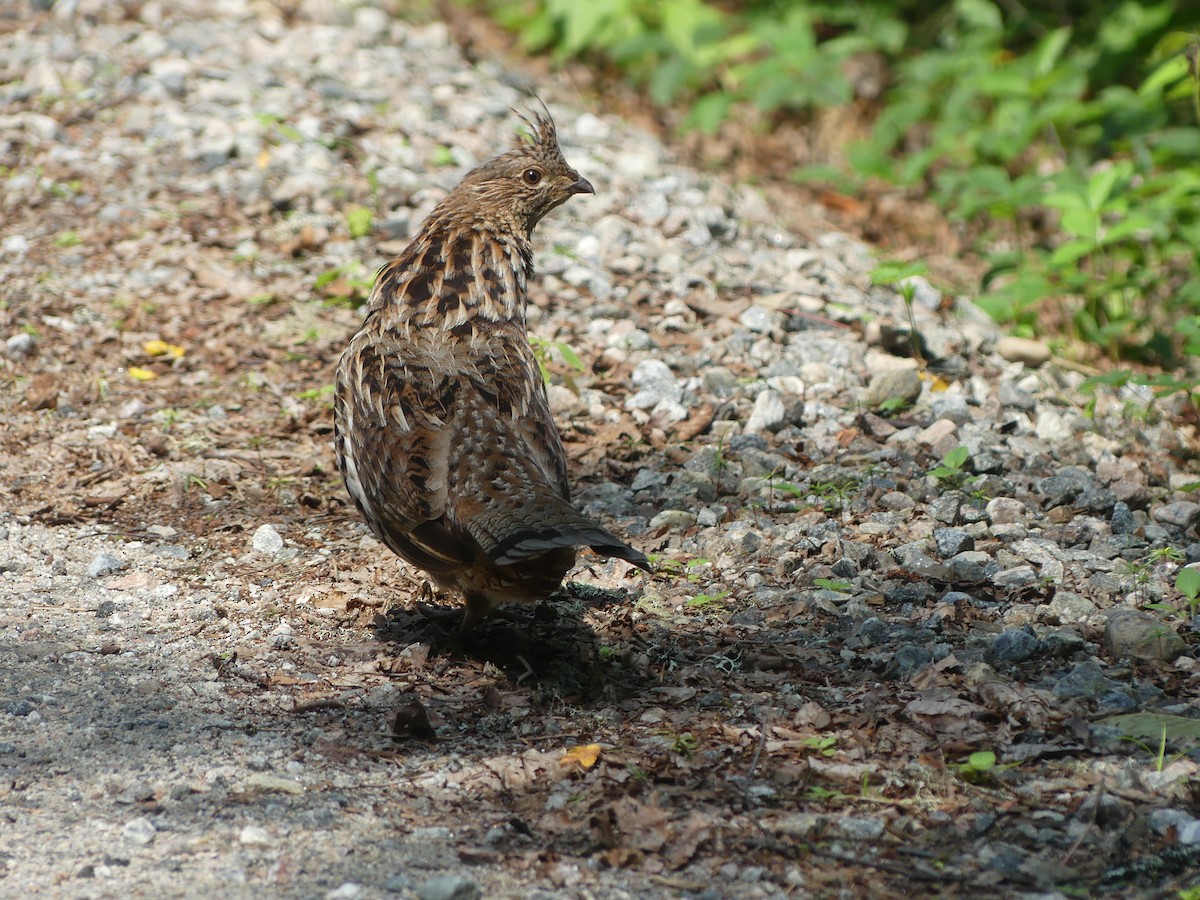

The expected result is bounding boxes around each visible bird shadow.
[371,583,648,703]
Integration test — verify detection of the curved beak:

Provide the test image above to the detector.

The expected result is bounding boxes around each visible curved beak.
[568,173,595,195]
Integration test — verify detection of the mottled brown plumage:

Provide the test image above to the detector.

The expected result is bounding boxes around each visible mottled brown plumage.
[334,107,649,633]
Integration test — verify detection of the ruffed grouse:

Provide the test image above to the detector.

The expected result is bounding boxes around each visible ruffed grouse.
[334,107,649,633]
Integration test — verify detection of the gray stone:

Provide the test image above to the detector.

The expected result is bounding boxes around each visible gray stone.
[1154,501,1200,530]
[649,509,697,530]
[1076,487,1116,514]
[947,551,994,583]
[1053,659,1125,699]
[1035,409,1075,443]
[996,336,1050,367]
[251,524,285,555]
[1042,628,1086,656]
[744,389,786,435]
[1103,608,1186,662]
[831,816,885,840]
[1037,470,1094,506]
[883,644,933,679]
[1046,591,1097,624]
[664,471,717,504]
[987,628,1042,664]
[416,875,481,900]
[996,381,1036,411]
[86,553,126,578]
[627,359,682,409]
[6,332,35,359]
[929,493,964,524]
[992,565,1038,588]
[986,497,1027,525]
[933,528,974,557]
[701,366,738,396]
[122,816,157,845]
[864,367,922,409]
[929,393,972,424]
[239,825,273,847]
[1111,501,1136,535]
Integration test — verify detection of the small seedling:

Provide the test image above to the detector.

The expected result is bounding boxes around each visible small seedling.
[686,589,730,609]
[297,384,335,403]
[870,260,930,367]
[813,578,852,593]
[803,735,838,758]
[346,206,373,239]
[528,335,585,389]
[1176,566,1200,616]
[953,750,1016,783]
[878,396,911,414]
[929,445,971,488]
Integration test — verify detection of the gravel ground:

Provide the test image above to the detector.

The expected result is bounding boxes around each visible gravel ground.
[2,1,1200,898]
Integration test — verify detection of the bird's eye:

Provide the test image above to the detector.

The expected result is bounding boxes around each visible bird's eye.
[522,167,543,186]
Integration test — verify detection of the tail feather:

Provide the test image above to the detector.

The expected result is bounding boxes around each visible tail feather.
[465,494,649,571]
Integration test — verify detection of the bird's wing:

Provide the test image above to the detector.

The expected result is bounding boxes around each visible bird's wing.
[447,339,649,570]
[334,329,474,572]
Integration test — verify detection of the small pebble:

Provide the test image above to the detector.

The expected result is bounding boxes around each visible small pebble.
[416,875,481,900]
[239,825,273,848]
[121,817,157,845]
[87,554,126,578]
[251,524,285,554]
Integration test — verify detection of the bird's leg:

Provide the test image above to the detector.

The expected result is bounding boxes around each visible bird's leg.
[415,582,467,631]
[459,595,490,635]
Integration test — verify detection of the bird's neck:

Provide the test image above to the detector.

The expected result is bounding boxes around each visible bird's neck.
[369,218,535,329]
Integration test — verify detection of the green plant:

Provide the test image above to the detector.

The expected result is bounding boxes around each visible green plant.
[1176,565,1200,616]
[809,477,858,514]
[54,230,80,247]
[803,735,838,757]
[475,0,1200,367]
[871,260,931,366]
[314,263,374,307]
[953,750,1015,783]
[878,396,912,414]
[928,445,971,488]
[528,335,586,388]
[686,589,729,608]
[297,384,335,402]
[670,732,697,758]
[813,578,852,593]
[346,206,373,239]
[256,112,304,144]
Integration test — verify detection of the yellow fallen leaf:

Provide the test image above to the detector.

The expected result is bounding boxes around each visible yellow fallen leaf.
[560,743,602,770]
[128,367,157,381]
[258,148,271,169]
[143,340,185,359]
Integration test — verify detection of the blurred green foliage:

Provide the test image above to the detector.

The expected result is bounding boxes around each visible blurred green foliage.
[470,0,1200,375]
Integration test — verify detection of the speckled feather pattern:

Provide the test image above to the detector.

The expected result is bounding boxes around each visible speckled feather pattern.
[333,109,649,631]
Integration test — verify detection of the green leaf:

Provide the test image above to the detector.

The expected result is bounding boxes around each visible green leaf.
[1032,27,1071,78]
[346,206,373,239]
[967,750,997,771]
[555,341,585,372]
[942,446,970,470]
[684,92,733,133]
[1049,239,1095,267]
[1139,54,1189,95]
[1176,567,1200,600]
[870,260,928,285]
[313,267,343,289]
